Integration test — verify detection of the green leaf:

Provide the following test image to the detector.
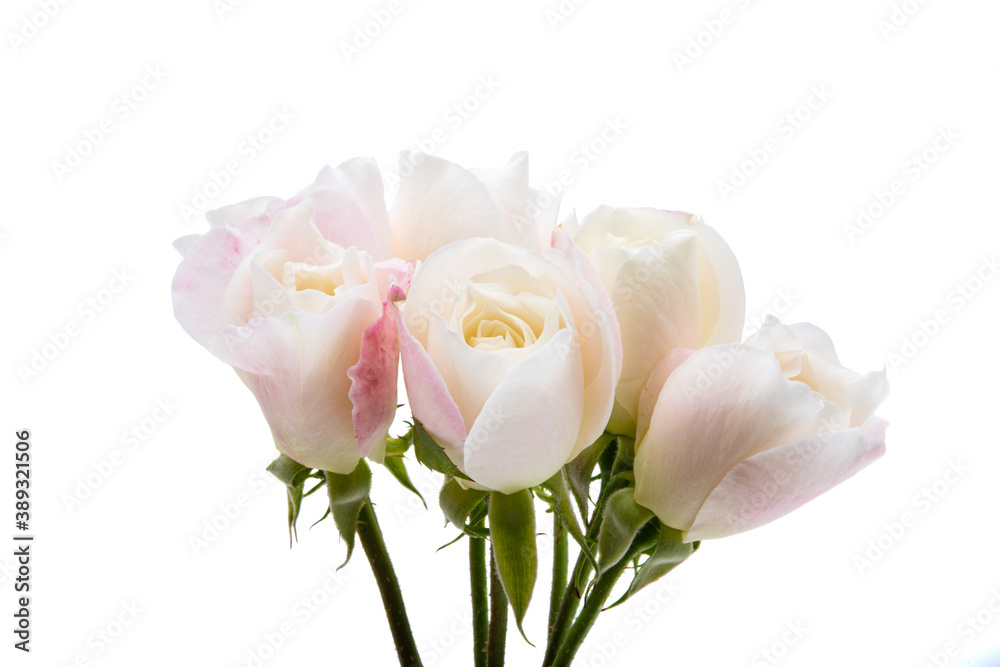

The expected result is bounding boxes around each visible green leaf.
[440,477,489,536]
[541,470,596,570]
[285,484,304,546]
[412,421,472,480]
[596,487,654,574]
[267,454,313,488]
[566,433,617,521]
[606,525,693,609]
[383,456,426,509]
[489,489,537,643]
[324,460,372,569]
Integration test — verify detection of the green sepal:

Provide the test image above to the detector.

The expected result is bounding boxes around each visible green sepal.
[488,489,537,644]
[541,470,596,570]
[596,436,620,486]
[267,454,313,488]
[596,487,654,574]
[566,433,617,522]
[605,525,694,610]
[324,460,373,569]
[610,436,636,476]
[440,477,489,537]
[382,455,426,509]
[385,431,412,456]
[412,421,472,481]
[285,485,304,546]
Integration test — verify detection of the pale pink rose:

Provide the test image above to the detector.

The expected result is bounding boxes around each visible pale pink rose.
[393,237,622,493]
[564,206,745,436]
[633,317,889,541]
[389,152,560,262]
[171,159,407,473]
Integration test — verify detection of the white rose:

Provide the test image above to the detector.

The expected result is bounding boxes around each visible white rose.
[392,237,622,493]
[565,206,745,435]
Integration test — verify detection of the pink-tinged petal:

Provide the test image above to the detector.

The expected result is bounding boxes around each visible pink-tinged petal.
[634,348,695,445]
[171,215,270,350]
[219,298,381,473]
[390,286,468,455]
[373,258,413,302]
[634,344,847,533]
[306,158,394,261]
[685,418,888,541]
[347,299,400,462]
[173,234,201,257]
[464,328,584,494]
[205,196,284,228]
[389,153,504,262]
[549,231,623,457]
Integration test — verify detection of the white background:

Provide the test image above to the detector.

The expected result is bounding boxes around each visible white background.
[3,0,1000,665]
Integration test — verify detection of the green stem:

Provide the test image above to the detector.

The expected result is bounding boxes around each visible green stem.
[542,476,627,666]
[547,512,568,642]
[356,501,423,667]
[487,547,508,667]
[470,521,489,667]
[550,537,648,667]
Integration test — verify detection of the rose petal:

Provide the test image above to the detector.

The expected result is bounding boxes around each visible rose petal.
[463,328,584,493]
[685,417,888,541]
[390,153,504,262]
[608,231,702,432]
[306,158,394,261]
[221,298,381,473]
[634,344,847,533]
[347,298,400,462]
[205,196,284,228]
[470,151,559,250]
[391,286,468,457]
[171,215,270,350]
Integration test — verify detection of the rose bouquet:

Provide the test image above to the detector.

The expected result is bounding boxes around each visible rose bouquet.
[171,152,888,666]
